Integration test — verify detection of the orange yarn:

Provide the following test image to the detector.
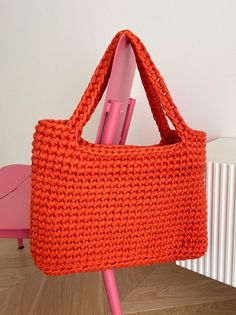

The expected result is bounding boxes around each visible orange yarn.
[30,30,207,276]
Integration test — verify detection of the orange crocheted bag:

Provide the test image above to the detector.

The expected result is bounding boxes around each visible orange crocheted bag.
[30,29,207,276]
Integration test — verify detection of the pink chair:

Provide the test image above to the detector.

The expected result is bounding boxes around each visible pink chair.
[0,35,136,315]
[0,164,30,249]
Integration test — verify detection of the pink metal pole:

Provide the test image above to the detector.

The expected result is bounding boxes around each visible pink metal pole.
[97,35,136,315]
[102,269,122,315]
[100,99,136,315]
[97,100,124,315]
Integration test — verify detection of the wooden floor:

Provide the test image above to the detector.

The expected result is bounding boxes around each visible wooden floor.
[1,239,236,315]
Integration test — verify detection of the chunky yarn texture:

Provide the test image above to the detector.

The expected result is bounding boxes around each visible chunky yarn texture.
[30,30,207,276]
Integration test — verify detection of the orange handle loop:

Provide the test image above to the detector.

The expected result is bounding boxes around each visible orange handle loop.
[67,29,189,139]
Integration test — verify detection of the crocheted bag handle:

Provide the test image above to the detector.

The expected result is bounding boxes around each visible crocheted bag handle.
[68,29,190,139]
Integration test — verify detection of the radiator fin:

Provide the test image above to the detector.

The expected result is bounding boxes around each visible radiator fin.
[176,162,236,287]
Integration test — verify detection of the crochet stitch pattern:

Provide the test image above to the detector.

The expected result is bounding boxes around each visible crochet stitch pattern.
[30,30,207,275]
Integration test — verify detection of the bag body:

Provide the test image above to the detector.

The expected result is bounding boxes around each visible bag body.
[30,30,207,275]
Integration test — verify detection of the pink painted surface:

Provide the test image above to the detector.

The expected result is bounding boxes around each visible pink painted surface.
[95,50,136,315]
[0,230,29,238]
[0,164,31,199]
[0,164,30,239]
[95,34,136,145]
[119,98,136,145]
[95,35,136,315]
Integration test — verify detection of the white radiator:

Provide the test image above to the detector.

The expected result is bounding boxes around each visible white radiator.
[176,138,236,287]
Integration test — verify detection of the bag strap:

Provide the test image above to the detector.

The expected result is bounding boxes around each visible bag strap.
[67,29,190,139]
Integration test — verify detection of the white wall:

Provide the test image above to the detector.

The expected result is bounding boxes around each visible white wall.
[0,0,235,166]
